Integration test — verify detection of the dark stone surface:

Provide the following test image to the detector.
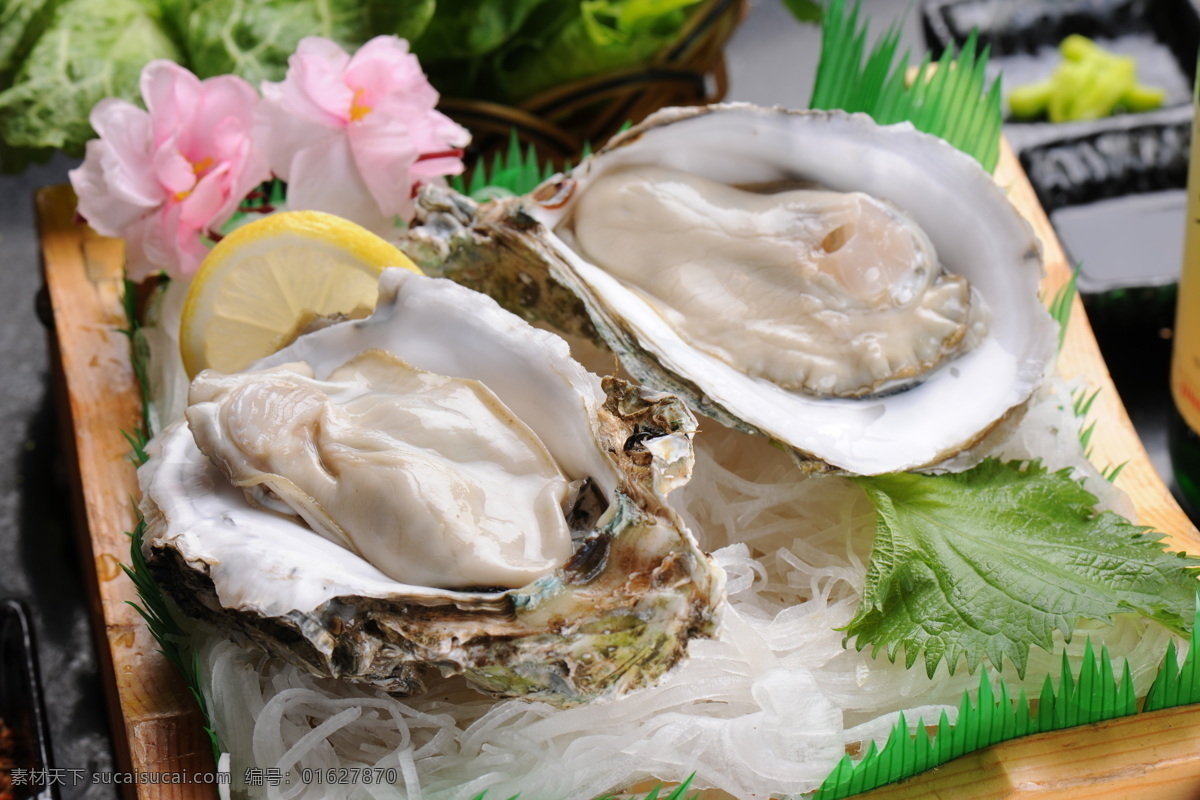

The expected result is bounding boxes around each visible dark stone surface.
[0,153,117,798]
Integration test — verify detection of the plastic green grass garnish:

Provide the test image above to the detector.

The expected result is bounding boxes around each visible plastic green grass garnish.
[809,0,1002,172]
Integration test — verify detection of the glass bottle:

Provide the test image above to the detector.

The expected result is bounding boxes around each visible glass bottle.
[1169,75,1200,514]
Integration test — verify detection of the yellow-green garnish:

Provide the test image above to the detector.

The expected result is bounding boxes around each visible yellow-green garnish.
[1009,34,1166,122]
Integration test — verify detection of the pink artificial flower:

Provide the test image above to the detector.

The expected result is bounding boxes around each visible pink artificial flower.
[258,36,470,232]
[69,61,269,281]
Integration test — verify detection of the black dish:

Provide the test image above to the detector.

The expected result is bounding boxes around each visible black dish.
[922,0,1200,152]
[1019,110,1189,294]
[1,598,59,800]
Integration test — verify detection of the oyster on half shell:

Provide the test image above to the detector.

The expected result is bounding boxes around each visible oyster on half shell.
[140,269,723,706]
[401,104,1057,476]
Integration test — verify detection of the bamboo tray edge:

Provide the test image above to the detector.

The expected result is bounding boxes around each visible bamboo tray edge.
[36,139,1200,800]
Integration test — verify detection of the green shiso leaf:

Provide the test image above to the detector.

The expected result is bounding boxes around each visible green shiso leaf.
[0,0,181,155]
[846,459,1200,679]
[810,0,1003,172]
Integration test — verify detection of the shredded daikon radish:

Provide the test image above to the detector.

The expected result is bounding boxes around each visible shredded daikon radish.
[143,278,191,431]
[941,376,1132,517]
[194,376,1178,800]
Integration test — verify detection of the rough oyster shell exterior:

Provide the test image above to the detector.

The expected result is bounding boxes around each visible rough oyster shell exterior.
[140,270,723,706]
[400,104,1057,476]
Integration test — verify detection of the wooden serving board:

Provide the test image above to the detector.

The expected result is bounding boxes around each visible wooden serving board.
[36,140,1200,800]
[39,185,215,800]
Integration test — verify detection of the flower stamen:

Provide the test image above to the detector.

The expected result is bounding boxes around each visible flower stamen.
[174,155,217,201]
[349,88,372,122]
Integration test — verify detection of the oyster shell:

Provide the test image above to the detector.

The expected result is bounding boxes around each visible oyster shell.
[401,104,1057,475]
[140,269,723,705]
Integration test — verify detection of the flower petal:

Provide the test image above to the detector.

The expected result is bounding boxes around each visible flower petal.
[255,100,337,182]
[344,36,436,113]
[285,136,392,233]
[268,36,354,126]
[88,100,163,208]
[70,142,151,235]
[187,74,261,166]
[141,61,204,150]
[153,135,196,197]
[117,214,162,282]
[348,115,419,221]
[180,161,232,229]
[207,119,271,225]
[172,227,214,279]
[410,155,466,184]
[143,202,210,279]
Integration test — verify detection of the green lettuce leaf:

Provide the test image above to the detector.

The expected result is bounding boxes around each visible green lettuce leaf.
[781,0,821,23]
[413,0,554,99]
[846,459,1199,678]
[486,0,700,104]
[0,0,180,154]
[0,0,63,75]
[580,0,703,45]
[0,133,54,174]
[410,0,549,63]
[163,0,408,84]
[366,0,437,46]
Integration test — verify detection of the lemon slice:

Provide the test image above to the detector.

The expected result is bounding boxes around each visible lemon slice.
[180,211,419,377]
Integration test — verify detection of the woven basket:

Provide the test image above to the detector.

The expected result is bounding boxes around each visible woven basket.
[439,0,748,168]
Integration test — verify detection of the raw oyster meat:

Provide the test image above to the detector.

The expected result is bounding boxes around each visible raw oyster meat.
[567,165,979,399]
[400,104,1057,475]
[140,269,724,705]
[185,351,574,590]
